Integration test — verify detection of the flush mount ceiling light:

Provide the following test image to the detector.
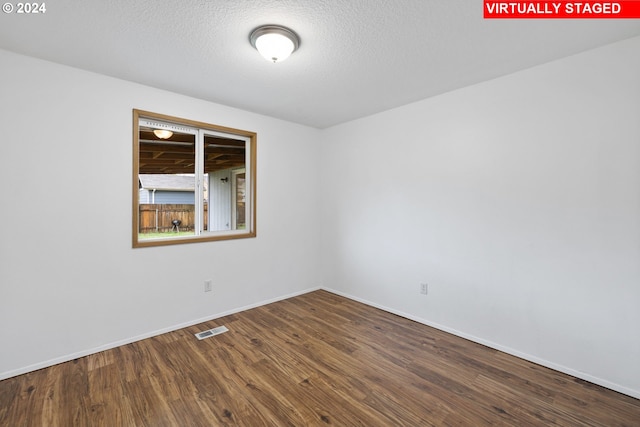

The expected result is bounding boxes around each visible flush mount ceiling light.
[153,129,173,139]
[250,25,300,63]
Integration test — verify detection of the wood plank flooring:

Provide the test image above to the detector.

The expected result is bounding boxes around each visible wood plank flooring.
[1,290,639,426]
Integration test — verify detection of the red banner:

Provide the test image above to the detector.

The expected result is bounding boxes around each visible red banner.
[484,1,640,18]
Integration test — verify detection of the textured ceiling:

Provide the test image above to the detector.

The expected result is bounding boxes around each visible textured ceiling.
[1,0,639,128]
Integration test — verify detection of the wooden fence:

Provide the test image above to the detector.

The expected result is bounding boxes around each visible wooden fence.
[139,204,208,233]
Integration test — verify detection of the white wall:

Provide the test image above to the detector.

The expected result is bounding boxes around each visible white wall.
[0,49,321,378]
[2,36,639,399]
[320,36,640,397]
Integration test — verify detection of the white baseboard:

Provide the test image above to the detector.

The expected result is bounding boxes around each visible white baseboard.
[0,286,321,381]
[322,287,640,400]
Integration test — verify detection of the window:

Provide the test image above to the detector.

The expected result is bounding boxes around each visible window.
[133,109,256,247]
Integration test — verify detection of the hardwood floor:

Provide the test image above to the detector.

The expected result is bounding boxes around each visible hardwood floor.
[1,290,639,426]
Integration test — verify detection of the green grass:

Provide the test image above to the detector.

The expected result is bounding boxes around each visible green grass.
[139,231,195,240]
[139,225,247,239]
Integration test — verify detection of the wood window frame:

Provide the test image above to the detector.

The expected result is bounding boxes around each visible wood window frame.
[132,109,257,248]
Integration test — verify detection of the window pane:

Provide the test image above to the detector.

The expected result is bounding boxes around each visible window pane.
[204,134,246,232]
[138,126,196,240]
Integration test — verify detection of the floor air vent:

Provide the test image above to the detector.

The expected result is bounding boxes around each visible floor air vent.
[195,325,229,340]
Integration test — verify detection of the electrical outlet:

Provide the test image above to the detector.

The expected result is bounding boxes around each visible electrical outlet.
[204,280,212,292]
[420,283,428,295]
